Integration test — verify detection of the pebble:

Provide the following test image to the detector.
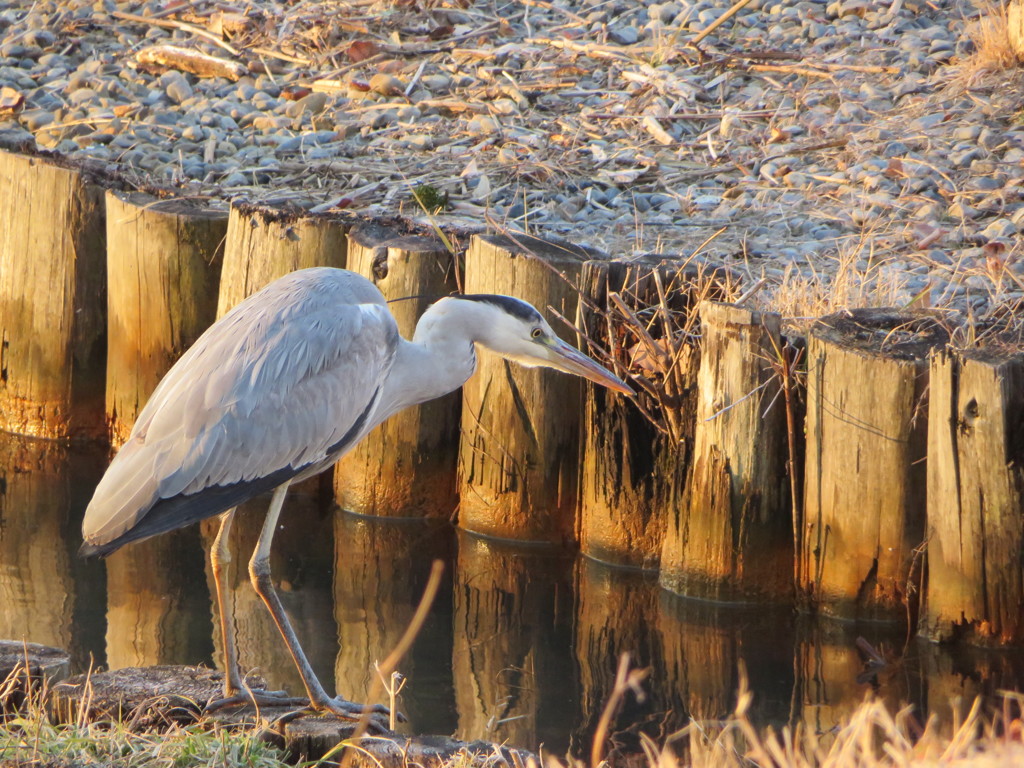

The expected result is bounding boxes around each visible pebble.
[0,0,1014,318]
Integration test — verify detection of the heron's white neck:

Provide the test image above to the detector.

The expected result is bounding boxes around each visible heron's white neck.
[375,298,490,418]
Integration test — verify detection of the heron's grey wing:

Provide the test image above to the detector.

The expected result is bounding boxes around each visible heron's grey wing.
[82,271,398,552]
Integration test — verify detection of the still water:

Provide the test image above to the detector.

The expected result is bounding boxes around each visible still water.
[2,431,1023,757]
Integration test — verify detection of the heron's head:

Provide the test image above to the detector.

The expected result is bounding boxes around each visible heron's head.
[453,294,633,395]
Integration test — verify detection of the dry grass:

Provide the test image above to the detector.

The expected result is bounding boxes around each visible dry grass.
[4,659,1024,768]
[561,667,1024,768]
[0,665,291,768]
[956,2,1020,84]
[755,235,919,331]
[676,688,1024,768]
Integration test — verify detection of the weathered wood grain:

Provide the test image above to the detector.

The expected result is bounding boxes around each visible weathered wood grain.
[921,347,1024,646]
[218,203,348,317]
[105,191,226,446]
[800,309,946,621]
[0,640,70,712]
[458,233,596,543]
[334,224,462,518]
[576,257,709,569]
[0,150,106,440]
[661,302,792,602]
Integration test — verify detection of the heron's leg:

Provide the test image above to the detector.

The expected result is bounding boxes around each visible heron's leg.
[248,483,391,725]
[210,508,244,697]
[206,507,306,712]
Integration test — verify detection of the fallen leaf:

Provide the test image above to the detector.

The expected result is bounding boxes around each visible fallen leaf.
[282,86,312,101]
[369,73,404,96]
[346,40,380,62]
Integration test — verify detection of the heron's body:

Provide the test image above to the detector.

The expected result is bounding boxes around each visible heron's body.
[81,266,630,720]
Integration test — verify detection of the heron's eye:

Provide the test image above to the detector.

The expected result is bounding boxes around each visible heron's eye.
[531,328,543,339]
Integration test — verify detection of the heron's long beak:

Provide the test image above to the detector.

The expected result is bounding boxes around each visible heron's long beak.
[547,338,634,395]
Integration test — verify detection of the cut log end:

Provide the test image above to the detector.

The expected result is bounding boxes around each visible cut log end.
[0,640,71,711]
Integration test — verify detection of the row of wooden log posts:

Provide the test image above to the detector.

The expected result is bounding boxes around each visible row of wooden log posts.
[1,148,1022,647]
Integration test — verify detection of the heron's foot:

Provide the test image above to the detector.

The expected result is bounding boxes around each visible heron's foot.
[206,688,309,712]
[305,696,403,733]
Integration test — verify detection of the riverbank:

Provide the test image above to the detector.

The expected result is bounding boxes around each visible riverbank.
[3,672,1024,768]
[0,0,1022,323]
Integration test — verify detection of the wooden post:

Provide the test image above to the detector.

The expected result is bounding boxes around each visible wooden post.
[334,224,462,518]
[333,513,454,731]
[458,234,596,543]
[800,309,947,622]
[217,203,350,500]
[0,641,70,712]
[1009,0,1024,61]
[660,302,793,602]
[577,259,735,569]
[218,203,348,316]
[105,191,226,446]
[452,531,574,748]
[0,150,106,440]
[921,347,1024,646]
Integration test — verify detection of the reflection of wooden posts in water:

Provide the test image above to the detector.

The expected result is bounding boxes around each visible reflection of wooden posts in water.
[333,514,454,733]
[800,309,947,621]
[658,592,793,725]
[576,258,709,569]
[572,558,676,755]
[200,490,336,696]
[218,203,348,316]
[917,641,1024,728]
[335,224,462,518]
[104,191,226,446]
[793,621,909,738]
[0,151,106,440]
[921,348,1024,646]
[105,530,213,669]
[661,303,792,602]
[458,234,593,542]
[0,437,75,651]
[452,532,575,749]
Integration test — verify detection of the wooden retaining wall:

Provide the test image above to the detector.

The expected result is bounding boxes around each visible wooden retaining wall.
[3,147,1023,647]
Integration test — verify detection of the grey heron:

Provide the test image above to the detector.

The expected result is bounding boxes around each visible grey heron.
[81,266,631,723]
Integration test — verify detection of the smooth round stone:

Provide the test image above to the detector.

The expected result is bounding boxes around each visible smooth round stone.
[981,218,1017,239]
[608,25,640,44]
[23,29,55,47]
[163,76,193,104]
[251,115,291,132]
[221,171,248,186]
[67,87,98,106]
[21,108,54,131]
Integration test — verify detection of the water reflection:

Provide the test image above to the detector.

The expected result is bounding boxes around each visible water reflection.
[2,432,1024,757]
[0,435,106,669]
[198,478,336,697]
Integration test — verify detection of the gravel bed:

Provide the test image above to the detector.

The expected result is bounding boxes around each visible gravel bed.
[0,0,1022,322]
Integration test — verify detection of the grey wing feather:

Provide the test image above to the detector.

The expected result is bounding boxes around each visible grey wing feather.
[82,268,398,549]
